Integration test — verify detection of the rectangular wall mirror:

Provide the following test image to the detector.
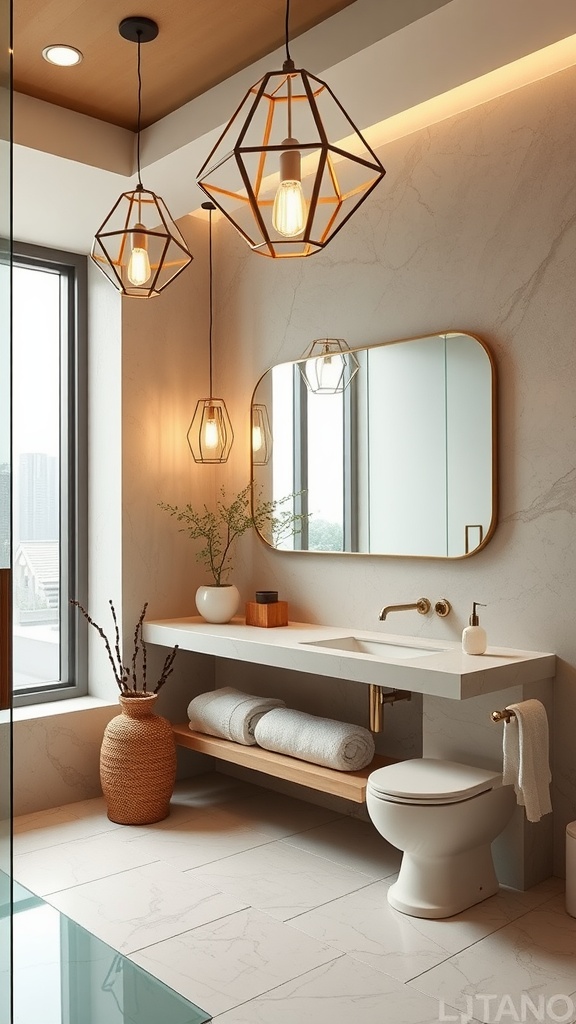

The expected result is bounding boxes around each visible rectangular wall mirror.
[251,332,496,558]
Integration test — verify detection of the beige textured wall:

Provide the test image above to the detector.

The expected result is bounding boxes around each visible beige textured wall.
[118,213,218,732]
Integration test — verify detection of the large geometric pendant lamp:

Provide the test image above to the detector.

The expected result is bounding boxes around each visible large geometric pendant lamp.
[197,0,385,258]
[187,203,234,463]
[91,17,193,298]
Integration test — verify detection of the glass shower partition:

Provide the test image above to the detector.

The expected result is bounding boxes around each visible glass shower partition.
[0,1,12,1021]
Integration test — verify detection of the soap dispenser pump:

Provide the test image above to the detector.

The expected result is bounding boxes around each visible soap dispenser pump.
[462,602,487,655]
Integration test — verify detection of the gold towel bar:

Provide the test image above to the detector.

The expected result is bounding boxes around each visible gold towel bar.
[491,708,516,723]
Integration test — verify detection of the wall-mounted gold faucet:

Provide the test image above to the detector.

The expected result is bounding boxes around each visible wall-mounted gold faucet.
[378,597,431,621]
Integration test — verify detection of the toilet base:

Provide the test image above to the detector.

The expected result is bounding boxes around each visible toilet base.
[387,843,500,919]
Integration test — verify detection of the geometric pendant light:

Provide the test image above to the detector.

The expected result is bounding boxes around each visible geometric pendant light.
[251,404,273,465]
[197,0,385,258]
[187,203,234,463]
[300,338,360,395]
[91,17,193,298]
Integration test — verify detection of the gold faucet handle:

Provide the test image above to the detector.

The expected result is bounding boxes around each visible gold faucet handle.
[434,598,451,617]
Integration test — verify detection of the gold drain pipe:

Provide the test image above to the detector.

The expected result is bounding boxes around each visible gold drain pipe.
[369,686,412,732]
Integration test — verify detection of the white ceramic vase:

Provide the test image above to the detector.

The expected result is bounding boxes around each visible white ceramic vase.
[195,583,240,624]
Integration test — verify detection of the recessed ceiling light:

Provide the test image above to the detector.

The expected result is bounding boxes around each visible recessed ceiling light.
[42,45,83,67]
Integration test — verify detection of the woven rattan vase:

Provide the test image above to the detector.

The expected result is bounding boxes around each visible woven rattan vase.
[100,693,177,825]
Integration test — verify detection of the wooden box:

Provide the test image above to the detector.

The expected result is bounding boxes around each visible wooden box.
[245,601,288,628]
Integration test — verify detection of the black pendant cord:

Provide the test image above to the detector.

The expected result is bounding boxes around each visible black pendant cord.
[284,0,291,63]
[208,207,214,399]
[136,31,143,187]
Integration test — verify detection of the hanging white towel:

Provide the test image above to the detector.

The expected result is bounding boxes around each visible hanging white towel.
[254,707,375,771]
[502,699,552,823]
[187,687,286,746]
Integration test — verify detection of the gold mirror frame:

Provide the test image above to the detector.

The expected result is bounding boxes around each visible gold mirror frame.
[251,331,498,561]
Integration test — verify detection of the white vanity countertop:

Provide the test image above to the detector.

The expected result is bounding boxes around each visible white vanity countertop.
[142,618,555,700]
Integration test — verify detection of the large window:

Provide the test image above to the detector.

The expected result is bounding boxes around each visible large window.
[11,243,87,705]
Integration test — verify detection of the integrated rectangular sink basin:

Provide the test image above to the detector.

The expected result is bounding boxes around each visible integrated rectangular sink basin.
[301,636,445,660]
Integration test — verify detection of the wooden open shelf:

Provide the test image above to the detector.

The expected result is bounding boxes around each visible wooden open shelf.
[172,724,396,803]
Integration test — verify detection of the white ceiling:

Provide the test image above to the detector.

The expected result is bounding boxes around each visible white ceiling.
[11,0,576,254]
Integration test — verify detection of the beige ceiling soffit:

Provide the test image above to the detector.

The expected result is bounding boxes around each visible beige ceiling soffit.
[362,32,576,152]
[14,92,134,175]
[322,0,576,148]
[13,145,132,253]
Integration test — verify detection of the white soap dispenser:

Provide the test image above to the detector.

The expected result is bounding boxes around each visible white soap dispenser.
[462,602,487,655]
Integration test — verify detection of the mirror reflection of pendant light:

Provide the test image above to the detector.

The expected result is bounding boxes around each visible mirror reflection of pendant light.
[187,203,234,464]
[197,0,385,258]
[300,339,360,395]
[91,17,193,298]
[251,404,273,465]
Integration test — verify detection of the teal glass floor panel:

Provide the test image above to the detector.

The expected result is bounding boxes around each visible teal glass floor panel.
[1,873,211,1024]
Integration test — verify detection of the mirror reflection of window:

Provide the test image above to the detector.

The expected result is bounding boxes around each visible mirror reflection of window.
[306,385,345,551]
[271,362,295,549]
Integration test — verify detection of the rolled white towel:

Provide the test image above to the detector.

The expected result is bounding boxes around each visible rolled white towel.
[187,687,286,746]
[254,707,375,771]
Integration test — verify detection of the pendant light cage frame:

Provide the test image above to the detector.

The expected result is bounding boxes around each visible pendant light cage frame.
[251,403,273,465]
[300,338,360,395]
[187,398,234,464]
[92,186,193,298]
[187,202,234,464]
[91,16,193,297]
[197,62,385,258]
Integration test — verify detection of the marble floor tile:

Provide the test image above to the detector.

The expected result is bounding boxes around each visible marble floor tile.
[289,878,563,983]
[184,839,374,921]
[115,804,275,869]
[13,796,122,853]
[409,897,576,1023]
[129,906,342,1016]
[45,860,248,954]
[13,827,162,896]
[210,955,480,1024]
[281,815,402,879]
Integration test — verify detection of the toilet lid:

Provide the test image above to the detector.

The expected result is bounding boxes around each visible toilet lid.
[367,758,502,803]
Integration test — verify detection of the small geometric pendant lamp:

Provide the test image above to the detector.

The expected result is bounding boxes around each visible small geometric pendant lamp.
[300,338,360,395]
[197,0,385,258]
[187,203,234,463]
[91,17,193,298]
[251,404,273,465]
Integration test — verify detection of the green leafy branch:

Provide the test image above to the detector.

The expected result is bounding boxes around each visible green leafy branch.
[159,484,309,585]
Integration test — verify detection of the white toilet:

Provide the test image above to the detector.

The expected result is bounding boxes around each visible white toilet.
[366,758,515,919]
